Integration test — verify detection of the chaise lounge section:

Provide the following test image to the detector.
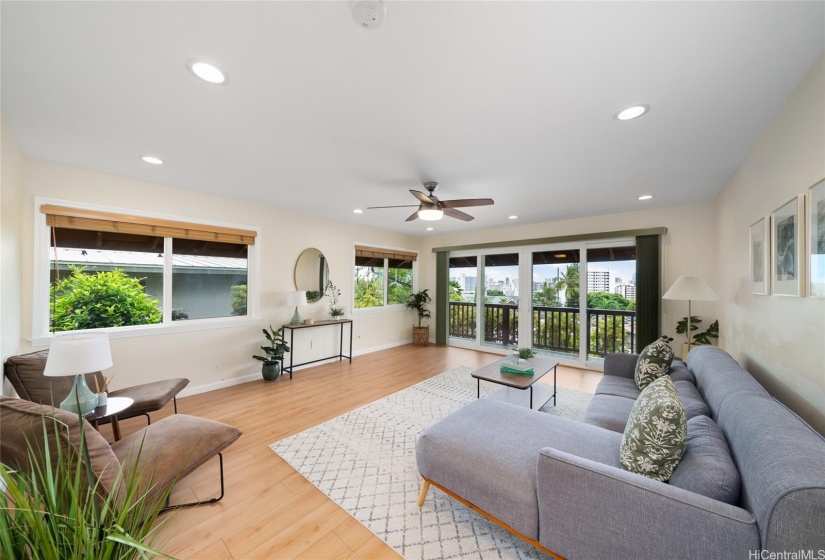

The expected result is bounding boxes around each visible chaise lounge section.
[416,346,825,559]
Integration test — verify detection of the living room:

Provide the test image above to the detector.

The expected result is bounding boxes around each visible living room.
[1,2,824,559]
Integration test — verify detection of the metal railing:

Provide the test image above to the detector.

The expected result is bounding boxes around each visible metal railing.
[448,302,636,357]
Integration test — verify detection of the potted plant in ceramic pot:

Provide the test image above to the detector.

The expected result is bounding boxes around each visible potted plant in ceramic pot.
[253,325,290,381]
[405,289,432,346]
[325,281,346,320]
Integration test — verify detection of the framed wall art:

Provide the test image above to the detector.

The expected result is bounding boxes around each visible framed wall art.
[771,195,805,297]
[808,178,825,298]
[749,217,770,295]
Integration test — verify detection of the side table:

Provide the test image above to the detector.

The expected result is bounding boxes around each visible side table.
[282,319,353,379]
[85,396,133,441]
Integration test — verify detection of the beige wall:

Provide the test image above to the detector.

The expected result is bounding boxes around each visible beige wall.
[14,158,422,394]
[419,202,718,350]
[715,54,825,433]
[1,113,24,396]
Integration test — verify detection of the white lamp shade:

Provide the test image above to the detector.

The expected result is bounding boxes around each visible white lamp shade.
[662,275,718,301]
[287,291,308,307]
[44,333,113,377]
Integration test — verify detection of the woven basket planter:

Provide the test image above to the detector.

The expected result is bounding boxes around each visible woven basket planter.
[412,326,429,346]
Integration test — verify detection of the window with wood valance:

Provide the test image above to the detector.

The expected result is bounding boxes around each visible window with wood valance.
[41,205,257,245]
[354,245,417,261]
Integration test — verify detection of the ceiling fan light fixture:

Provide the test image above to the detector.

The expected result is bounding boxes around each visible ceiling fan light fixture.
[418,208,443,221]
[615,104,650,121]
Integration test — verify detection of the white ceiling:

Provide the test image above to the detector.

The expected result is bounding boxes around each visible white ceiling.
[2,1,824,235]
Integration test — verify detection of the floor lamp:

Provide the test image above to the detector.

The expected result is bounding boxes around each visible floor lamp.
[662,275,717,357]
[44,333,113,415]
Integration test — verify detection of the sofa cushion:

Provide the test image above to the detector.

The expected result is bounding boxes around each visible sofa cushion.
[634,336,675,389]
[669,416,740,504]
[685,346,766,419]
[594,376,641,400]
[668,360,696,384]
[583,393,636,433]
[620,376,687,482]
[417,398,622,541]
[674,380,710,419]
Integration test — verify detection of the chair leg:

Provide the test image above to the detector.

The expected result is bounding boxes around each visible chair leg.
[173,396,178,414]
[160,453,226,513]
[417,479,431,507]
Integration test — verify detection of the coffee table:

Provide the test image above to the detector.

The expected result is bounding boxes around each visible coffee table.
[85,396,133,441]
[471,356,558,410]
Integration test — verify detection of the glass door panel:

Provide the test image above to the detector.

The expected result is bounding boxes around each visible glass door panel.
[531,249,580,360]
[482,253,519,349]
[448,255,478,345]
[585,244,637,360]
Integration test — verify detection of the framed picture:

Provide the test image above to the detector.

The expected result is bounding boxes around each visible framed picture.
[808,178,825,298]
[749,217,770,295]
[771,195,805,297]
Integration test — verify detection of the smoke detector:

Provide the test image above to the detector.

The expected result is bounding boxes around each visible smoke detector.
[352,0,386,30]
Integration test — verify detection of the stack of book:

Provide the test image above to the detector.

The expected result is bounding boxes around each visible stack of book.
[500,360,534,376]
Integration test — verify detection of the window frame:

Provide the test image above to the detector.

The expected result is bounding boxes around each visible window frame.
[352,243,418,314]
[32,197,260,345]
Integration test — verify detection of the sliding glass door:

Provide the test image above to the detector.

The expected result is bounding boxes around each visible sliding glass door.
[447,239,637,368]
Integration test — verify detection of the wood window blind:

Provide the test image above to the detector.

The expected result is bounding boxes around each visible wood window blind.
[41,205,257,245]
[354,245,417,261]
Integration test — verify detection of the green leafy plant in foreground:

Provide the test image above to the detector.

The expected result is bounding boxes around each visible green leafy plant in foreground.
[50,266,162,332]
[0,414,174,560]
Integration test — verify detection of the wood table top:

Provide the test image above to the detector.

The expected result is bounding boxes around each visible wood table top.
[471,356,559,389]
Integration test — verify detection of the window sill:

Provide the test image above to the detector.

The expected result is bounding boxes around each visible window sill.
[352,304,407,316]
[30,316,260,347]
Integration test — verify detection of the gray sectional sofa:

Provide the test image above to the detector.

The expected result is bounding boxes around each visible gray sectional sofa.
[416,346,825,559]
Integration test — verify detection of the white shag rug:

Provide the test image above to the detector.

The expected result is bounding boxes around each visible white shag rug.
[270,365,593,560]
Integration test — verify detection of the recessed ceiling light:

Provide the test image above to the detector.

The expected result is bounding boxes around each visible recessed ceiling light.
[426,227,434,231]
[353,209,363,214]
[638,195,654,201]
[186,60,227,85]
[554,253,567,258]
[508,215,518,220]
[141,156,164,165]
[615,105,650,121]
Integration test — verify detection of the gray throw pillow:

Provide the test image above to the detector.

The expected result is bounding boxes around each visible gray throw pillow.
[635,336,675,389]
[669,416,741,505]
[620,376,687,482]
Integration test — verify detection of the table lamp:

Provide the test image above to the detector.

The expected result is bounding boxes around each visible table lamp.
[287,291,308,325]
[662,275,717,352]
[44,333,113,415]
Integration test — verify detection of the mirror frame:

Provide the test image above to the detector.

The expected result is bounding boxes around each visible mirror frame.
[294,248,329,303]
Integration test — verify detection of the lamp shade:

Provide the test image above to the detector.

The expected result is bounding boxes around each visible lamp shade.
[287,291,308,307]
[662,275,718,301]
[44,333,113,377]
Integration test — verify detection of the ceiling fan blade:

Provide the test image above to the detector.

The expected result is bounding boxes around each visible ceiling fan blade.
[405,211,420,222]
[366,205,420,209]
[443,207,474,221]
[440,198,495,208]
[410,190,435,204]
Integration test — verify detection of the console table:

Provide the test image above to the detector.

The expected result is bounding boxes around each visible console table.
[282,319,353,379]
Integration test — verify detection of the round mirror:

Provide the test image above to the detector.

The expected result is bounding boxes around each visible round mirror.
[294,248,329,303]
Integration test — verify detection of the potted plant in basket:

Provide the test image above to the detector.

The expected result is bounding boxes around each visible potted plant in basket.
[253,325,290,381]
[405,289,432,346]
[675,316,719,359]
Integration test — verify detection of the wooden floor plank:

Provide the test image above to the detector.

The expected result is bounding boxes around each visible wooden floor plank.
[140,344,599,559]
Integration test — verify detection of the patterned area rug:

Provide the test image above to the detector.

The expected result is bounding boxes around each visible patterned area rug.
[270,366,593,560]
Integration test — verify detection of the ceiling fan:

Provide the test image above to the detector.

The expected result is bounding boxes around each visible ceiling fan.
[367,182,494,222]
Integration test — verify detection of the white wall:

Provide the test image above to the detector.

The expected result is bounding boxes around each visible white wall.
[1,113,24,395]
[14,158,422,394]
[715,54,825,433]
[419,202,718,349]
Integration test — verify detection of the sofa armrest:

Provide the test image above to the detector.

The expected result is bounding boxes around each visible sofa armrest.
[603,353,638,379]
[536,448,760,560]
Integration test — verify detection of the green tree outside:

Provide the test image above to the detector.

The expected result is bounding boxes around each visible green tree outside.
[50,266,162,332]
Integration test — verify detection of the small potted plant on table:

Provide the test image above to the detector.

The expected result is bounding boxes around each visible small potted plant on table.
[325,281,346,320]
[405,289,432,346]
[253,325,290,381]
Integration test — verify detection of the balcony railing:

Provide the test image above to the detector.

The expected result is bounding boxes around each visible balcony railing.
[448,302,636,357]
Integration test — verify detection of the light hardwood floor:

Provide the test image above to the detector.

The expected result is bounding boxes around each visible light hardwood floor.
[107,345,601,559]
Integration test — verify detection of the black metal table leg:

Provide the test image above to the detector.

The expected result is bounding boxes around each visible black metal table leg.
[530,385,533,409]
[477,378,480,399]
[339,322,343,361]
[289,328,294,379]
[348,322,353,363]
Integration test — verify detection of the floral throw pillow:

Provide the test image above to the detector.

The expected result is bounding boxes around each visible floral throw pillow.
[634,335,675,389]
[620,376,687,482]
